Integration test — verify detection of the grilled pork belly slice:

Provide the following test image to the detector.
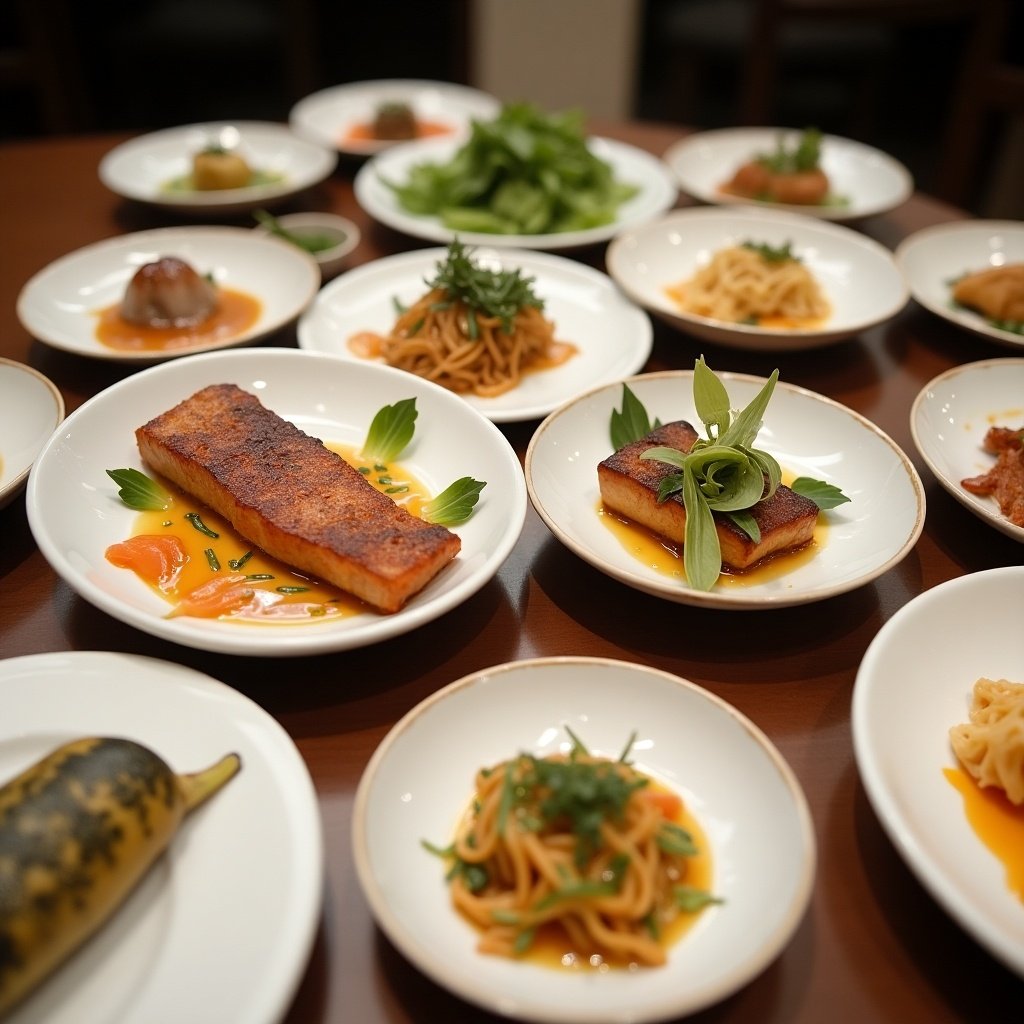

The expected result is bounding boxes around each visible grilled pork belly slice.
[962,425,1024,527]
[121,257,219,329]
[952,264,1024,323]
[598,421,819,570]
[136,384,461,613]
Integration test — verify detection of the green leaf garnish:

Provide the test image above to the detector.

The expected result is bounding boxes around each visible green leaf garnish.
[757,127,822,174]
[610,383,663,450]
[790,476,851,510]
[106,468,171,511]
[184,512,219,539]
[673,885,723,913]
[361,397,418,463]
[656,822,699,857]
[741,240,798,263]
[421,476,486,525]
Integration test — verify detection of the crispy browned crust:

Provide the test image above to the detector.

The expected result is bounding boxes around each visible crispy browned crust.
[136,384,460,613]
[598,420,818,569]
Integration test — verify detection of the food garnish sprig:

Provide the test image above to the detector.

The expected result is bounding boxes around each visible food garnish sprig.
[611,358,849,592]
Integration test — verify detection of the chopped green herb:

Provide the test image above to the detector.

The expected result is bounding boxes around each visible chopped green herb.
[757,127,822,174]
[228,551,253,571]
[673,885,724,913]
[276,585,310,594]
[245,573,275,581]
[203,548,220,571]
[184,512,219,539]
[106,468,171,511]
[741,240,798,263]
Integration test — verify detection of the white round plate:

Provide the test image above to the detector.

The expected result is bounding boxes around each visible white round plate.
[894,220,1024,347]
[0,359,64,510]
[606,206,907,351]
[911,358,1024,543]
[663,127,912,222]
[353,656,815,1023]
[853,567,1024,978]
[25,348,526,656]
[354,136,678,250]
[98,121,337,213]
[525,370,925,609]
[16,227,320,364]
[289,78,501,156]
[297,246,653,423]
[0,650,322,1024]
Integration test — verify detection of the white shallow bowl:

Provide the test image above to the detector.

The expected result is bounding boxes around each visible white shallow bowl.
[98,121,337,213]
[253,211,360,279]
[16,226,320,364]
[664,127,913,222]
[354,135,678,250]
[289,78,501,156]
[606,206,908,351]
[26,348,526,657]
[353,656,815,1024]
[0,359,64,509]
[297,246,652,423]
[894,219,1024,347]
[525,370,925,609]
[911,358,1024,543]
[853,567,1024,979]
[1,651,322,1024]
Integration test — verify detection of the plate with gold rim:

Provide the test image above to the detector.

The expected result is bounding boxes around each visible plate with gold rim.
[353,656,815,1023]
[525,369,925,609]
[25,348,526,656]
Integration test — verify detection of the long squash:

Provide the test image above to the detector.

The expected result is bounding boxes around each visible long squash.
[0,736,241,1015]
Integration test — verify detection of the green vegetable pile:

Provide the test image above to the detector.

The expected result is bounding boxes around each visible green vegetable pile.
[757,127,823,174]
[384,102,639,235]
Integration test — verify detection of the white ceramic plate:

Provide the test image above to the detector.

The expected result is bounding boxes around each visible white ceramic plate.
[894,220,1024,347]
[16,227,320,364]
[0,359,64,510]
[525,370,925,609]
[98,121,337,213]
[606,206,907,351]
[911,358,1024,543]
[0,650,322,1024]
[25,348,526,656]
[663,127,913,222]
[853,567,1024,978]
[354,136,678,250]
[353,656,815,1023]
[289,78,501,156]
[297,246,653,422]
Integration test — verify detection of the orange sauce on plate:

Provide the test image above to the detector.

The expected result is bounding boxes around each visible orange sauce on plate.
[343,119,451,144]
[944,765,1024,900]
[94,287,262,353]
[105,444,431,623]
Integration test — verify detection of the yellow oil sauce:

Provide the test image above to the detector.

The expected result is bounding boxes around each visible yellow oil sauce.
[106,443,431,623]
[945,766,1024,900]
[597,502,826,589]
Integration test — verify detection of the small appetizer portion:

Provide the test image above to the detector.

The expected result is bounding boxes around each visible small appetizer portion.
[950,678,1024,805]
[722,128,832,206]
[951,264,1024,335]
[373,101,417,141]
[600,359,850,591]
[192,144,253,190]
[962,425,1024,527]
[0,737,239,1016]
[120,256,219,329]
[423,730,720,968]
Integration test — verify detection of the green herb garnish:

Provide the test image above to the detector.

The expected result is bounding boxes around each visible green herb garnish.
[105,468,171,511]
[790,477,851,511]
[610,383,663,450]
[422,477,486,525]
[184,512,219,539]
[361,397,418,463]
[203,548,221,571]
[228,551,253,571]
[253,209,341,255]
[425,238,543,333]
[757,127,822,174]
[673,885,724,913]
[741,240,798,263]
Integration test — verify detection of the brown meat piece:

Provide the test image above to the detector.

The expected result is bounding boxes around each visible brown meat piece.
[962,426,1024,527]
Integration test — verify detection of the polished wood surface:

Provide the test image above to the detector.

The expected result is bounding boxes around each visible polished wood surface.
[1,121,1021,1023]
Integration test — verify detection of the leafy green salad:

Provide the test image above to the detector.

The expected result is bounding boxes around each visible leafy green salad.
[383,102,639,235]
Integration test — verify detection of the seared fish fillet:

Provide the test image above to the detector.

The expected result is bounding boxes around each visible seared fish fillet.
[136,384,461,613]
[598,421,818,570]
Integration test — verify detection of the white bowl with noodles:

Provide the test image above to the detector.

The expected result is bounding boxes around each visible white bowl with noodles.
[894,219,1024,348]
[662,126,913,222]
[353,656,816,1024]
[606,206,908,351]
[297,245,652,423]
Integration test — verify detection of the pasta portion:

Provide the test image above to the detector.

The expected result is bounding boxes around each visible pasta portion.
[950,678,1024,805]
[666,241,830,328]
[349,241,575,397]
[428,733,718,968]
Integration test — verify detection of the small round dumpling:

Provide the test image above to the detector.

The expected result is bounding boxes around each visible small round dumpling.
[192,147,252,190]
[121,257,219,328]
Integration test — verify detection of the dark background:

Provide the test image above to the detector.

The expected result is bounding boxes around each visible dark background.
[1,0,1020,215]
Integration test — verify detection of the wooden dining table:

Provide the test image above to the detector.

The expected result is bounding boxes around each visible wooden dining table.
[1,118,1021,1023]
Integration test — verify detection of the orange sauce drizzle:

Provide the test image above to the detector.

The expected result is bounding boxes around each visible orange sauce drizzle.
[945,765,1024,901]
[343,119,451,144]
[104,444,431,623]
[94,287,261,353]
